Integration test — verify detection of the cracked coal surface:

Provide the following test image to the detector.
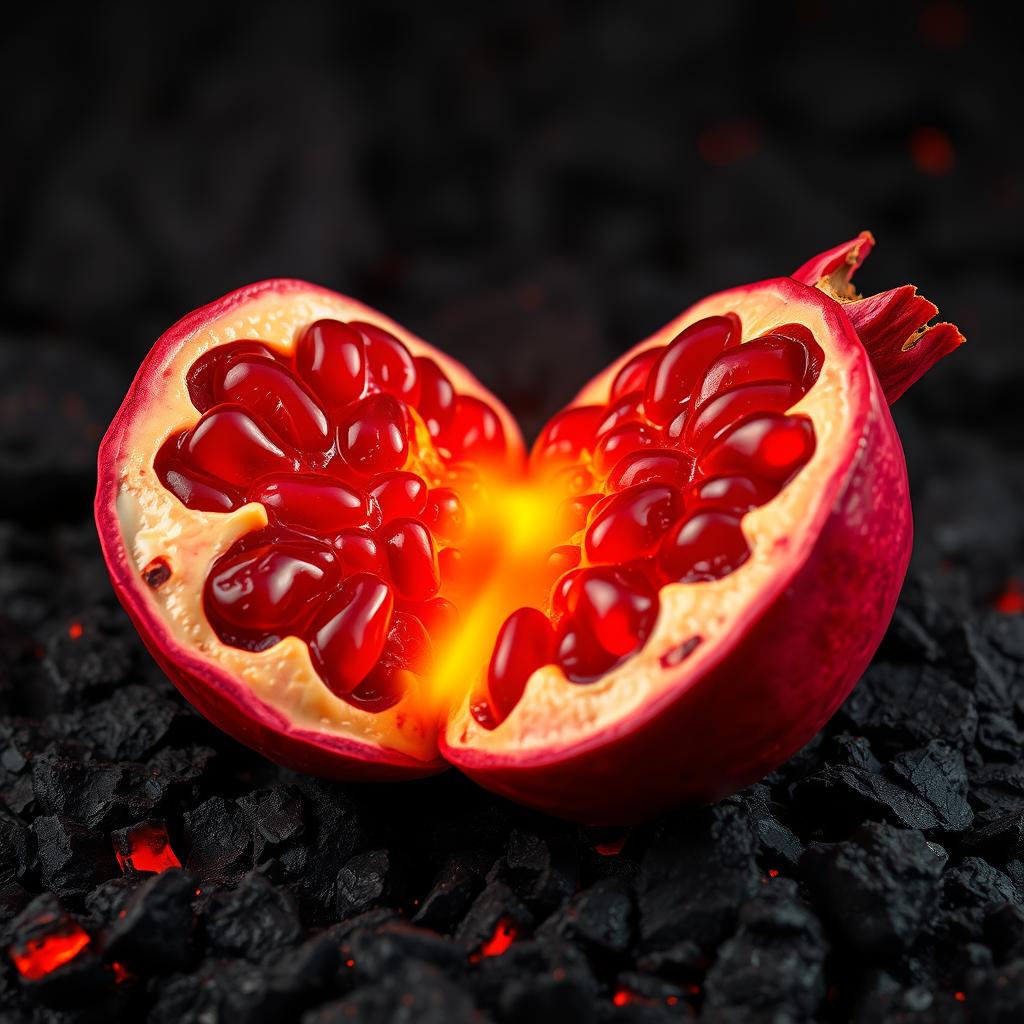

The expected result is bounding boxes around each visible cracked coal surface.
[2,2,1024,1021]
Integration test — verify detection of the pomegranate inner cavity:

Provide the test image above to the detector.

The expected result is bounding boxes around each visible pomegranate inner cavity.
[155,313,818,726]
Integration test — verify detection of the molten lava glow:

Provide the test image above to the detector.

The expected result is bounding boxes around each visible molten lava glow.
[994,579,1024,614]
[431,485,560,712]
[10,927,91,980]
[114,823,181,874]
[477,919,517,958]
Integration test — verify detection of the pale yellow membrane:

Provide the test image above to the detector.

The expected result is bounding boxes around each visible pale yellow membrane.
[446,282,861,756]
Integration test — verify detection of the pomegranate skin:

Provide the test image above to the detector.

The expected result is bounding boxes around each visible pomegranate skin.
[95,278,522,781]
[443,372,910,823]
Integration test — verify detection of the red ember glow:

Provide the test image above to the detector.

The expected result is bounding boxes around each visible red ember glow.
[476,919,517,958]
[68,622,83,640]
[10,926,91,981]
[994,579,1024,614]
[114,822,181,874]
[954,991,966,1002]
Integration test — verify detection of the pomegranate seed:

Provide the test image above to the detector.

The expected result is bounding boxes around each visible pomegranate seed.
[156,437,240,512]
[569,567,658,657]
[309,573,394,695]
[185,406,296,488]
[426,488,466,541]
[438,546,468,592]
[252,475,371,534]
[414,596,460,640]
[556,618,618,681]
[217,357,330,450]
[487,607,556,719]
[596,391,645,437]
[551,567,587,620]
[558,493,603,536]
[369,471,428,522]
[333,530,385,575]
[444,396,507,464]
[592,422,659,476]
[187,341,275,412]
[205,543,336,638]
[699,413,816,483]
[532,406,605,466]
[353,322,420,404]
[380,610,434,677]
[345,665,407,713]
[382,518,440,601]
[694,335,810,406]
[606,449,693,491]
[545,545,582,580]
[585,483,684,564]
[686,381,804,451]
[415,356,456,437]
[645,314,741,425]
[659,511,750,582]
[296,319,366,408]
[338,394,409,475]
[552,465,595,496]
[687,474,776,513]
[768,323,825,386]
[611,348,662,400]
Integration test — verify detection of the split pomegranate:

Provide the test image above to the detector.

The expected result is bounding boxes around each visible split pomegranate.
[96,235,964,822]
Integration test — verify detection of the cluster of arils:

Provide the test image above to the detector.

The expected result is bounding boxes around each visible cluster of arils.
[475,315,821,725]
[156,319,508,711]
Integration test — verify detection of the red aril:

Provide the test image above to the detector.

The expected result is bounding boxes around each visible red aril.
[97,238,964,820]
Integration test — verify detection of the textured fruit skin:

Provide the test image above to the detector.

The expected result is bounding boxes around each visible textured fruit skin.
[443,280,912,824]
[94,279,522,781]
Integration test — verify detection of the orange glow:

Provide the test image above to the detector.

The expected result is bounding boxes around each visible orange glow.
[10,927,91,980]
[68,621,83,640]
[994,579,1024,614]
[114,822,181,874]
[909,128,955,176]
[954,991,966,1002]
[612,989,633,1007]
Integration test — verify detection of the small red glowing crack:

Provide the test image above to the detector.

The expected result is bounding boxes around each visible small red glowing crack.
[9,925,91,981]
[113,820,181,874]
[470,919,517,962]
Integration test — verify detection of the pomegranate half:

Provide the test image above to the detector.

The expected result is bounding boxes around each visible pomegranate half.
[95,233,963,823]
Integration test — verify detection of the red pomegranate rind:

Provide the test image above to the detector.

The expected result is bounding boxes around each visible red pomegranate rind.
[97,279,524,780]
[793,230,964,403]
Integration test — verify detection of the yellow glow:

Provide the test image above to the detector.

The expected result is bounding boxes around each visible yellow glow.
[428,483,562,714]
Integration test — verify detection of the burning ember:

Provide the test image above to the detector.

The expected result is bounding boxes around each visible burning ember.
[112,820,181,874]
[8,910,91,982]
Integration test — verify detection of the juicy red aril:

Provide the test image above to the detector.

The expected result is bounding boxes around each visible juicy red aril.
[310,573,394,696]
[531,405,605,466]
[370,471,428,522]
[552,465,595,496]
[487,607,556,719]
[296,319,366,409]
[558,493,603,536]
[338,394,409,475]
[426,488,466,541]
[444,396,507,463]
[659,511,750,582]
[546,545,582,579]
[205,543,337,639]
[699,413,816,483]
[415,356,456,437]
[354,321,421,405]
[556,619,618,681]
[596,391,645,437]
[770,323,825,386]
[694,335,810,406]
[687,474,776,513]
[186,341,276,412]
[686,381,804,451]
[155,437,240,512]
[415,596,460,640]
[610,347,662,400]
[185,406,296,487]
[592,422,658,476]
[585,483,684,564]
[382,518,440,601]
[349,611,433,713]
[252,475,372,534]
[217,357,330,450]
[569,567,658,658]
[334,530,385,575]
[606,449,693,491]
[645,314,741,425]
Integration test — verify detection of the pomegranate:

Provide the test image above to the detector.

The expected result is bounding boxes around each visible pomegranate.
[95,234,964,823]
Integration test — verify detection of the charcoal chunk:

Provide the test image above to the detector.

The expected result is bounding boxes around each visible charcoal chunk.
[0,805,33,887]
[703,879,827,1022]
[104,867,196,972]
[738,784,803,868]
[801,822,946,955]
[335,849,405,918]
[505,828,579,912]
[30,813,118,896]
[183,795,253,884]
[346,920,464,978]
[204,869,302,960]
[237,784,305,861]
[965,957,1024,1024]
[455,880,532,952]
[538,877,635,956]
[69,684,185,761]
[638,802,759,952]
[412,854,485,933]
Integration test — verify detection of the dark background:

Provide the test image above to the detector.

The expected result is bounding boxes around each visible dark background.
[1,2,1021,547]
